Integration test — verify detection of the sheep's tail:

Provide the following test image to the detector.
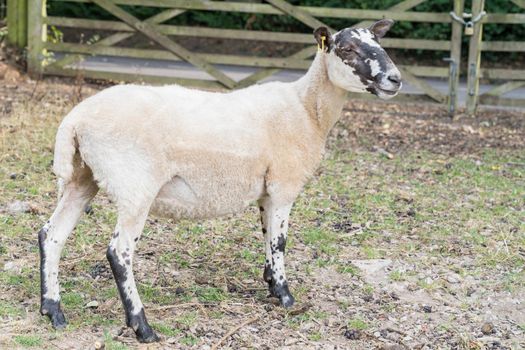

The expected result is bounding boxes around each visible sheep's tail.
[53,119,77,184]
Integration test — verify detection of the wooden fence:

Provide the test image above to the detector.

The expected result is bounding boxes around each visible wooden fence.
[466,0,525,112]
[6,0,525,114]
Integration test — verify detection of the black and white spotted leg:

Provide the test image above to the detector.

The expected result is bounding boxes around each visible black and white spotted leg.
[107,211,159,343]
[259,197,294,308]
[39,178,97,329]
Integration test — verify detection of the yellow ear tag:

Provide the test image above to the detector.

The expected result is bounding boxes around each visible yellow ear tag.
[318,35,326,52]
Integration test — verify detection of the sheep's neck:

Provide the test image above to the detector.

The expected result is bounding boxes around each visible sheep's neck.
[297,52,348,138]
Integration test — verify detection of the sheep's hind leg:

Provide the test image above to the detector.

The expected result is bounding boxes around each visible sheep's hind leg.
[107,208,159,343]
[39,169,98,328]
[259,197,295,308]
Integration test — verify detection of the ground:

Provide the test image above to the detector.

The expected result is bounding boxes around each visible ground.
[0,65,524,350]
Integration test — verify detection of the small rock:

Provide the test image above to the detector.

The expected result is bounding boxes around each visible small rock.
[422,305,432,313]
[407,283,419,291]
[445,273,461,284]
[372,146,394,159]
[194,275,208,285]
[481,322,494,335]
[166,337,177,344]
[6,200,30,215]
[344,329,361,340]
[284,337,296,346]
[382,345,405,350]
[94,341,103,349]
[3,261,17,272]
[85,300,99,308]
[300,322,315,332]
[362,294,373,302]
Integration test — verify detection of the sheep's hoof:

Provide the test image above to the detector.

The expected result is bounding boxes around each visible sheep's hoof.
[129,309,160,343]
[270,282,295,308]
[135,326,160,343]
[41,298,67,329]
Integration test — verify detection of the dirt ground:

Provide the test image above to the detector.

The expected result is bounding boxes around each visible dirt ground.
[0,58,524,350]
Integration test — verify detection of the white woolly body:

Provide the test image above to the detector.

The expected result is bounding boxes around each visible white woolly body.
[57,73,329,219]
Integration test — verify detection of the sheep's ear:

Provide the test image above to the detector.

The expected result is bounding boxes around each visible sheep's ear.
[369,19,395,39]
[313,27,333,52]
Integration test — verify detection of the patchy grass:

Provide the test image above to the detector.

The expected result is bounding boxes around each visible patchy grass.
[103,331,129,350]
[348,317,370,331]
[0,82,524,349]
[13,335,43,347]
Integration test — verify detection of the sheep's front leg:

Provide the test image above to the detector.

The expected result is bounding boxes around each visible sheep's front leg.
[259,198,295,308]
[107,212,159,343]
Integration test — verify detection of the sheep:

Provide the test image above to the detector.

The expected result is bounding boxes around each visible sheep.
[38,20,402,343]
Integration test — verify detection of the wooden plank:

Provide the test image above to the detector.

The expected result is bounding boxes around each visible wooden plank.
[45,17,133,31]
[403,66,448,78]
[44,64,226,90]
[398,66,445,103]
[484,13,525,24]
[383,38,450,51]
[27,0,45,77]
[6,0,18,46]
[265,0,334,31]
[46,17,451,50]
[479,95,525,108]
[145,8,186,23]
[483,81,525,97]
[511,0,525,9]
[466,0,485,115]
[481,41,525,52]
[481,69,525,80]
[51,0,452,23]
[448,0,465,115]
[45,42,313,69]
[91,0,237,88]
[16,0,28,47]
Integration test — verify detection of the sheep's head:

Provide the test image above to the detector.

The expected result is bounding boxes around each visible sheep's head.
[314,20,402,99]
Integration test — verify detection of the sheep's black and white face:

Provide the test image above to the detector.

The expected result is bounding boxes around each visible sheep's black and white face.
[315,20,402,99]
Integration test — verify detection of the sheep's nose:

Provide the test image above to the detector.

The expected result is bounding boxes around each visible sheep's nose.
[387,73,402,87]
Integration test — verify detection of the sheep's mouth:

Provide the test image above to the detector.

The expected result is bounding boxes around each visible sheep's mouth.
[375,87,399,95]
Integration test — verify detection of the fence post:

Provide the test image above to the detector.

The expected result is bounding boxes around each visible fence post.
[17,0,28,48]
[6,0,27,48]
[448,0,465,116]
[466,0,485,115]
[27,0,46,77]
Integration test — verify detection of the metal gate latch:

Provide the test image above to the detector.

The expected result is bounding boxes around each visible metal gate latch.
[449,11,487,36]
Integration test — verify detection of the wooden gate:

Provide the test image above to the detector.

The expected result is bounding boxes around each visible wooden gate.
[465,0,525,113]
[26,0,463,110]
